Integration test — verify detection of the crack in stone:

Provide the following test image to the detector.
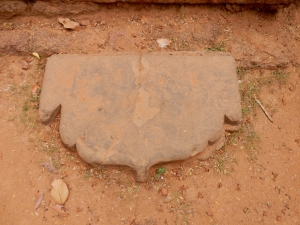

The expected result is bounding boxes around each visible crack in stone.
[101,55,143,163]
[71,75,77,98]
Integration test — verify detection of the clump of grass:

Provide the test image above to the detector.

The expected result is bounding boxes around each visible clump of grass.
[9,82,41,129]
[211,147,238,175]
[40,141,58,154]
[237,67,247,80]
[211,67,281,171]
[52,157,62,170]
[271,70,290,85]
[230,124,260,162]
[206,41,226,52]
[172,38,192,51]
[84,165,106,179]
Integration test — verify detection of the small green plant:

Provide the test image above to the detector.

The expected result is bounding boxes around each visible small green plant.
[215,158,226,174]
[30,87,41,109]
[155,167,166,178]
[242,107,248,116]
[52,158,61,169]
[22,105,29,112]
[206,42,226,52]
[272,70,289,85]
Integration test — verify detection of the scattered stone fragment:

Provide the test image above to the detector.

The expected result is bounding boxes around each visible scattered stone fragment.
[161,187,168,196]
[58,18,80,30]
[31,85,39,94]
[42,162,58,174]
[21,60,28,70]
[79,19,90,26]
[156,39,170,48]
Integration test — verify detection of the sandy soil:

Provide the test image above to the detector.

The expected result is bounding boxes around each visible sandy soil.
[0,3,300,225]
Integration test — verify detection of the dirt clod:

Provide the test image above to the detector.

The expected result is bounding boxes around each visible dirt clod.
[21,60,28,70]
[160,187,168,196]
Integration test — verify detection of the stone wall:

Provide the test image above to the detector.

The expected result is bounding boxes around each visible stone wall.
[0,0,297,20]
[2,0,298,4]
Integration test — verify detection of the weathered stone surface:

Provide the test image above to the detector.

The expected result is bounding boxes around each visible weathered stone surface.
[2,0,297,5]
[0,30,30,55]
[25,0,298,4]
[39,52,242,181]
[0,1,27,19]
[31,1,102,17]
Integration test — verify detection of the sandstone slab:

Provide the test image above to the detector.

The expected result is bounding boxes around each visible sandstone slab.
[39,52,242,181]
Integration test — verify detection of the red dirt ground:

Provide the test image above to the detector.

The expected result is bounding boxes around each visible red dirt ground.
[0,2,300,225]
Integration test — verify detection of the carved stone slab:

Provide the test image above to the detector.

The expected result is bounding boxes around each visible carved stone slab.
[39,52,242,181]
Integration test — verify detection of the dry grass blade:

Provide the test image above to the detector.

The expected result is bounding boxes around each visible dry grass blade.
[254,98,273,122]
[51,179,69,205]
[34,192,43,210]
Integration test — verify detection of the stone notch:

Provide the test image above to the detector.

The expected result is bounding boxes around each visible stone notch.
[39,52,242,182]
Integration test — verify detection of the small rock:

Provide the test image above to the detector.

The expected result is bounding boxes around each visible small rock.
[141,16,148,24]
[31,84,39,94]
[163,195,172,203]
[156,39,170,49]
[288,84,295,91]
[58,18,80,30]
[79,19,90,26]
[161,187,168,196]
[42,162,58,174]
[21,60,29,70]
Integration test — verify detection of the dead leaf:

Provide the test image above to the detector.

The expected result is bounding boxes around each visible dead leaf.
[58,18,80,30]
[163,195,173,203]
[51,179,69,204]
[42,162,58,174]
[156,39,170,48]
[50,204,66,214]
[34,192,44,210]
[31,52,40,59]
